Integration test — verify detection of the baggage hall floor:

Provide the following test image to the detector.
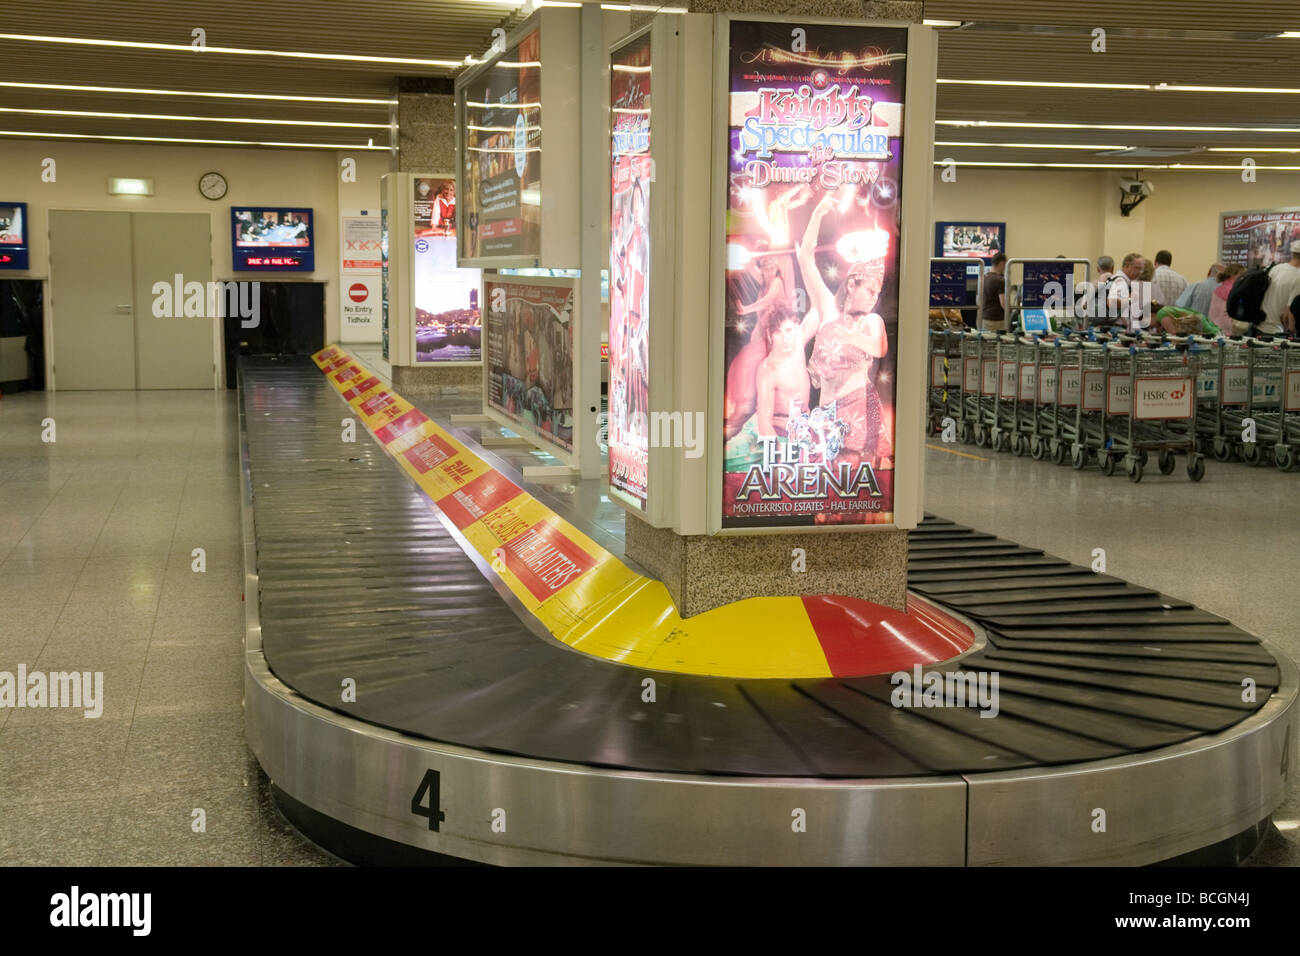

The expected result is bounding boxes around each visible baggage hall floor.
[0,384,1296,865]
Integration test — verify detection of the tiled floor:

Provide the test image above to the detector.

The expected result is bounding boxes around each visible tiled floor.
[2,376,1296,866]
[0,388,337,866]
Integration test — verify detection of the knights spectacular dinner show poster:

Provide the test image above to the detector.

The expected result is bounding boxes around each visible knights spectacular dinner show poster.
[722,21,906,529]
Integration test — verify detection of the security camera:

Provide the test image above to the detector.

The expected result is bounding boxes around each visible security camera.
[1118,177,1154,216]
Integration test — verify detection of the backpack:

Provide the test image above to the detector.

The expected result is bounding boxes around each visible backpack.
[1227,264,1273,326]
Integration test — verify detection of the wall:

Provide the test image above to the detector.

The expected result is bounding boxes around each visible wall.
[932,166,1300,277]
[0,138,388,374]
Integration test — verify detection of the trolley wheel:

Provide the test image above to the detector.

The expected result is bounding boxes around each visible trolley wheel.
[1049,441,1067,466]
[1187,454,1206,482]
[1158,450,1177,475]
[1279,445,1296,472]
[1138,450,1150,468]
[1212,437,1233,462]
[1030,437,1046,461]
[1127,458,1144,483]
[1071,445,1087,470]
[960,423,973,444]
[973,424,987,447]
[1099,453,1117,476]
[996,431,1010,453]
[1242,442,1262,467]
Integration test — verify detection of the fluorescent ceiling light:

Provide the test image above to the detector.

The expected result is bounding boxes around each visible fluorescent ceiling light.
[932,160,1300,170]
[0,80,393,105]
[937,141,1126,150]
[1207,146,1300,152]
[939,77,1300,95]
[938,119,1300,133]
[600,4,689,12]
[0,106,388,128]
[0,129,389,149]
[923,19,965,27]
[0,32,462,68]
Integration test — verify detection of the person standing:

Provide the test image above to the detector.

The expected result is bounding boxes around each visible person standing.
[1107,253,1151,332]
[1208,264,1243,336]
[1176,263,1222,316]
[978,253,1007,332]
[1151,250,1188,310]
[1259,240,1300,335]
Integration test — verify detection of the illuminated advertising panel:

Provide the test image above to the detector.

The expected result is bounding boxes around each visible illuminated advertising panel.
[1219,207,1300,269]
[483,275,575,454]
[413,176,482,363]
[609,31,652,511]
[721,20,906,528]
[459,26,542,263]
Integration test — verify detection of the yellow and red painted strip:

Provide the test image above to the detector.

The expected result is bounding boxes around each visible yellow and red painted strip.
[311,347,971,679]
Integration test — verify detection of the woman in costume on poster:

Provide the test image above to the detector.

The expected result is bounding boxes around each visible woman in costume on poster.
[797,192,889,468]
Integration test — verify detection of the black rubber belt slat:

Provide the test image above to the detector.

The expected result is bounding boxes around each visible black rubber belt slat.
[958,596,1193,616]
[243,358,1279,779]
[980,647,1279,687]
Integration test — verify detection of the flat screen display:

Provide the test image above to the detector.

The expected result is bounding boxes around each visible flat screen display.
[934,221,1005,263]
[459,26,542,262]
[721,20,907,529]
[413,176,482,363]
[231,206,314,271]
[0,202,29,270]
[484,277,575,454]
[608,31,652,512]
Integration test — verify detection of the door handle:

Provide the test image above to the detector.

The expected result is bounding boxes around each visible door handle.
[115,304,133,313]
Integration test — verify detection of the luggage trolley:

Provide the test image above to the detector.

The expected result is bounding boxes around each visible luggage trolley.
[1058,340,1107,469]
[926,328,963,436]
[990,334,1021,453]
[1192,335,1223,453]
[1100,341,1205,482]
[1277,339,1300,471]
[963,332,1001,447]
[1028,336,1065,460]
[1008,335,1042,455]
[1240,338,1284,467]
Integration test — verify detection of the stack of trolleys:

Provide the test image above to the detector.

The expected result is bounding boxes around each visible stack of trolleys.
[1029,336,1066,461]
[1191,335,1223,454]
[1098,339,1205,482]
[966,331,1001,447]
[989,333,1021,453]
[1240,337,1284,467]
[926,327,963,436]
[1005,334,1041,456]
[1277,339,1300,471]
[956,330,983,444]
[1212,337,1254,462]
[1060,339,1108,469]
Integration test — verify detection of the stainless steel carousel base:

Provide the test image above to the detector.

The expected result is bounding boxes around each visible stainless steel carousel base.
[244,645,1295,866]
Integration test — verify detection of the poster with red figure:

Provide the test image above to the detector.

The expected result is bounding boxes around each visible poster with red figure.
[721,20,907,529]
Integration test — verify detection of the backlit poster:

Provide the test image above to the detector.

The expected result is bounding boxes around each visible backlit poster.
[1219,208,1300,269]
[413,176,481,363]
[721,20,906,528]
[608,32,652,511]
[0,202,28,270]
[381,207,390,360]
[484,277,575,453]
[460,26,542,262]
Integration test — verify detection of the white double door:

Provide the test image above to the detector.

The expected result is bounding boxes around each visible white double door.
[49,210,215,389]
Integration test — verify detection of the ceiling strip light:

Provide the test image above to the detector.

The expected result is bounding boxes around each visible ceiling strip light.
[0,80,394,105]
[0,106,388,128]
[932,160,1300,170]
[0,129,389,149]
[938,119,1300,133]
[939,77,1300,95]
[0,32,462,68]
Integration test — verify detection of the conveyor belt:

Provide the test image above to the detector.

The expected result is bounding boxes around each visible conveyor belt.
[243,356,1280,780]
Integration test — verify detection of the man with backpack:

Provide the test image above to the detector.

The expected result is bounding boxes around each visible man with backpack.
[1229,242,1298,335]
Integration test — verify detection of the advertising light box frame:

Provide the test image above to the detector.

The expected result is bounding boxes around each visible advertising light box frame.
[480,273,583,468]
[1218,206,1300,270]
[454,6,581,270]
[606,19,680,527]
[0,201,29,271]
[410,172,481,367]
[706,14,936,536]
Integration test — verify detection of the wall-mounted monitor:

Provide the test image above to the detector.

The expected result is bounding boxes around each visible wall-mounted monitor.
[0,202,29,270]
[231,206,315,272]
[454,7,580,269]
[934,221,1005,265]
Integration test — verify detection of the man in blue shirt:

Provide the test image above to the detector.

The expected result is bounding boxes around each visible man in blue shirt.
[1175,263,1223,316]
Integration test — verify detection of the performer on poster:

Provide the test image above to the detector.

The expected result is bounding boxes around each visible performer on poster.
[799,193,889,470]
[432,182,456,236]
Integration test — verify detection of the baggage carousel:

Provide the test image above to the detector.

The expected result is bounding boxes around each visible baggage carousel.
[240,355,1297,865]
